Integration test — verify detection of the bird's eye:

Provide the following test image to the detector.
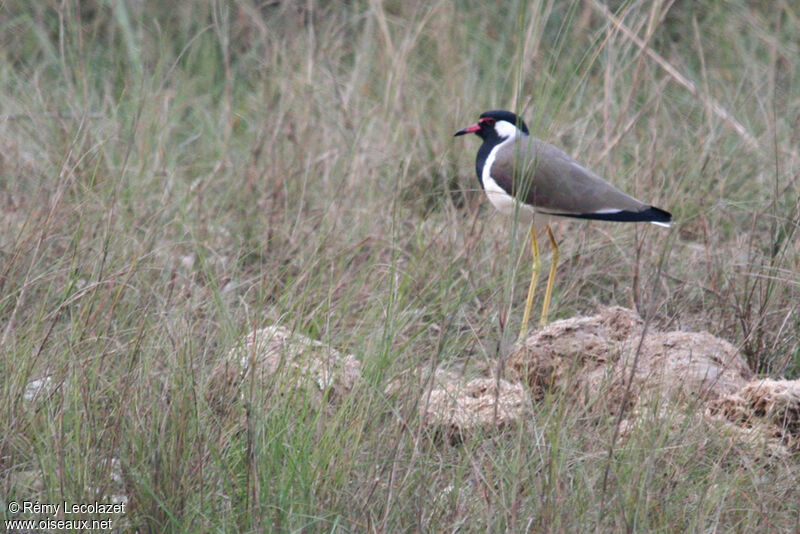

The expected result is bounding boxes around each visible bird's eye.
[482,117,496,126]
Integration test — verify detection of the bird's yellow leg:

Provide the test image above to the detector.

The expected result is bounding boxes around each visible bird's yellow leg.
[520,226,541,339]
[539,225,559,327]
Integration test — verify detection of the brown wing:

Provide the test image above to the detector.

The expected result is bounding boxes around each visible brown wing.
[490,136,649,216]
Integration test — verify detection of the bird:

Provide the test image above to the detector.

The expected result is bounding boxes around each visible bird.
[455,110,671,338]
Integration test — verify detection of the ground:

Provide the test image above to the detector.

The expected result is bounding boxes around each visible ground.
[2,1,799,531]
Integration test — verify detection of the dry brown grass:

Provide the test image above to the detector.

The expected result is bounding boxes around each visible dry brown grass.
[1,0,799,531]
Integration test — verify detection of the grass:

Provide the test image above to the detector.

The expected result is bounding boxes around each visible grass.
[1,0,799,531]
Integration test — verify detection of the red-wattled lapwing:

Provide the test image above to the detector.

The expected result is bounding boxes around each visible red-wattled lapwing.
[455,110,671,338]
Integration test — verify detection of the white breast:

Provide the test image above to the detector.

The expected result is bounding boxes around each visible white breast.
[481,128,535,221]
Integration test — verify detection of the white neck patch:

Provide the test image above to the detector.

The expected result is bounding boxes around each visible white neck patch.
[481,123,534,220]
[494,120,518,141]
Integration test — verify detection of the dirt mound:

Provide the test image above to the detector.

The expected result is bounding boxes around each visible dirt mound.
[206,311,796,455]
[206,326,361,421]
[508,307,752,414]
[419,373,530,441]
[708,378,800,449]
[384,367,531,439]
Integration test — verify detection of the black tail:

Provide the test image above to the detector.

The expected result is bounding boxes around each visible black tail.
[543,206,672,225]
